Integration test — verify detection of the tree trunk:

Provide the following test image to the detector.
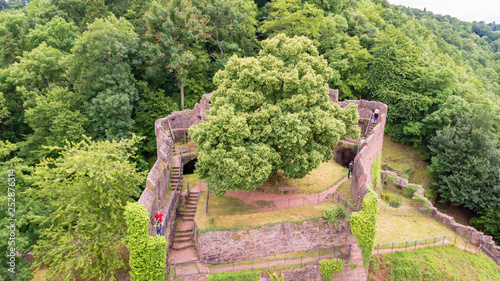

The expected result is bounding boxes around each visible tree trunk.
[180,83,184,109]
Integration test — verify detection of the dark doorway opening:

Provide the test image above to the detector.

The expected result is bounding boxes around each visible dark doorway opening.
[183,158,197,175]
[335,148,357,167]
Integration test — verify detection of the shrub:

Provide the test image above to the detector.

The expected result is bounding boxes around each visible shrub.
[350,187,379,266]
[389,196,402,207]
[371,154,382,194]
[319,205,350,229]
[207,270,259,281]
[124,203,167,281]
[403,184,421,197]
[320,258,344,281]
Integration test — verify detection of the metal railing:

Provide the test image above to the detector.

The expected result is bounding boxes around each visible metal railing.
[374,235,480,255]
[206,191,357,216]
[169,244,351,280]
[168,120,175,142]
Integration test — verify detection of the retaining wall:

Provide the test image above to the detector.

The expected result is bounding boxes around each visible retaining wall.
[381,171,500,262]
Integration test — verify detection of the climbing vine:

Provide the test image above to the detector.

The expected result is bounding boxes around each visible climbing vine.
[320,258,344,280]
[124,202,167,281]
[371,154,382,194]
[350,187,379,266]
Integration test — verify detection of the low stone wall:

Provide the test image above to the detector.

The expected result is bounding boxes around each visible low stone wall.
[381,171,500,261]
[195,219,350,264]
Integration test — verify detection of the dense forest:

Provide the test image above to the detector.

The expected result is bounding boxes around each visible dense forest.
[0,0,498,279]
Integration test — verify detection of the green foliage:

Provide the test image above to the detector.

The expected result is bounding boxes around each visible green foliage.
[124,202,167,281]
[20,86,89,163]
[190,34,360,196]
[0,141,37,280]
[26,16,80,53]
[207,269,259,281]
[259,0,325,43]
[65,14,139,140]
[133,81,179,154]
[403,184,421,197]
[411,193,428,203]
[471,201,500,242]
[350,187,379,266]
[371,154,381,194]
[319,205,349,229]
[143,0,209,107]
[428,115,500,213]
[30,135,147,281]
[197,0,258,63]
[320,258,344,281]
[369,245,500,281]
[269,272,285,281]
[381,194,401,207]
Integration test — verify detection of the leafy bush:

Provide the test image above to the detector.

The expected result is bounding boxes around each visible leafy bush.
[411,193,429,207]
[124,202,167,281]
[389,196,402,207]
[403,184,421,197]
[207,270,259,281]
[320,258,344,280]
[269,272,285,281]
[350,187,379,266]
[319,205,350,229]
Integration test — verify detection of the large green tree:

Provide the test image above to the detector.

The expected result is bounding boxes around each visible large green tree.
[65,15,139,140]
[428,115,500,213]
[143,0,208,108]
[190,34,360,196]
[31,136,146,281]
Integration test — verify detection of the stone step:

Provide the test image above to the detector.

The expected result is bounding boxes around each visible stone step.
[181,215,195,220]
[172,241,192,250]
[177,221,193,232]
[174,236,191,243]
[180,210,196,215]
[175,232,192,238]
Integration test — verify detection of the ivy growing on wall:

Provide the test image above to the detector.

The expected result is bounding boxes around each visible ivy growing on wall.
[350,187,379,266]
[124,202,167,281]
[320,258,344,280]
[371,154,382,194]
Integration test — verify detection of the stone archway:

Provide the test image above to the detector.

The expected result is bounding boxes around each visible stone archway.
[335,147,357,167]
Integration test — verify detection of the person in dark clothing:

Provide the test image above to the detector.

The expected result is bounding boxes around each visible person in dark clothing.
[348,161,353,178]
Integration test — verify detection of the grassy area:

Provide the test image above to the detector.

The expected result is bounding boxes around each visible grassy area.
[382,135,432,190]
[336,178,353,203]
[195,191,326,231]
[262,160,347,194]
[375,207,455,244]
[183,173,200,189]
[369,245,500,281]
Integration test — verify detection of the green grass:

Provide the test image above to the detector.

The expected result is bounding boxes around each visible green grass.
[375,206,455,244]
[336,178,353,203]
[183,173,200,189]
[369,245,500,281]
[195,191,326,231]
[263,160,347,194]
[382,134,432,191]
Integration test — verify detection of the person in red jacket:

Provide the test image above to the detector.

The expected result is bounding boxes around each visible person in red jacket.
[154,211,163,236]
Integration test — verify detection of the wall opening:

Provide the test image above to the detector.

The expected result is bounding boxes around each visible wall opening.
[335,148,357,167]
[183,158,197,175]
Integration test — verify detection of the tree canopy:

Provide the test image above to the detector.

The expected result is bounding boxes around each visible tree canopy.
[190,34,359,196]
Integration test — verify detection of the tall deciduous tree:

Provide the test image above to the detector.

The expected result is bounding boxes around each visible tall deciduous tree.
[143,0,208,108]
[196,0,258,63]
[428,115,500,212]
[259,0,325,43]
[26,16,80,53]
[31,136,147,281]
[190,34,360,196]
[65,15,139,140]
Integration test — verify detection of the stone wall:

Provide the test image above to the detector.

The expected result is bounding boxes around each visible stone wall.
[195,219,351,264]
[339,100,387,204]
[381,171,500,263]
[138,94,212,236]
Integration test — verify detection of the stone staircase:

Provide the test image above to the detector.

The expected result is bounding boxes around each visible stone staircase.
[169,188,201,264]
[170,166,182,190]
